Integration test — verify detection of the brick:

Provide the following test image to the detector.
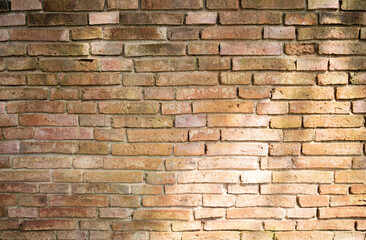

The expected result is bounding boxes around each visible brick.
[0,157,11,168]
[254,73,315,85]
[204,220,262,231]
[146,172,175,184]
[104,27,165,40]
[222,129,281,141]
[50,195,108,207]
[227,208,285,219]
[334,232,365,240]
[198,157,257,170]
[203,195,235,207]
[141,0,203,9]
[188,42,219,55]
[101,59,133,71]
[285,12,317,25]
[194,101,254,113]
[61,73,120,86]
[335,170,366,183]
[100,208,128,218]
[0,115,17,127]
[11,0,41,10]
[53,169,82,182]
[0,232,55,239]
[353,101,366,113]
[290,101,350,114]
[261,184,318,195]
[220,12,281,25]
[261,157,292,169]
[337,86,366,99]
[114,221,170,231]
[270,116,301,128]
[285,43,316,55]
[172,221,202,231]
[132,185,163,195]
[320,12,366,25]
[134,209,191,220]
[220,72,251,85]
[123,74,154,86]
[331,195,366,207]
[73,156,103,169]
[93,129,124,141]
[112,143,172,156]
[44,0,104,11]
[0,44,26,56]
[28,13,87,26]
[233,57,295,70]
[177,87,236,100]
[273,87,333,100]
[320,207,366,218]
[79,142,109,154]
[287,208,317,219]
[58,232,87,240]
[39,59,101,72]
[6,58,37,71]
[207,143,268,156]
[157,72,218,86]
[297,58,328,71]
[166,184,223,194]
[126,43,185,57]
[318,72,348,85]
[0,73,26,86]
[342,0,366,9]
[112,116,172,128]
[320,185,348,195]
[208,115,268,127]
[194,208,225,219]
[264,27,296,39]
[298,27,359,40]
[13,156,72,169]
[242,0,304,9]
[71,27,102,40]
[316,129,366,141]
[182,232,240,240]
[199,57,230,70]
[68,102,97,114]
[308,0,339,9]
[82,87,140,100]
[121,12,183,25]
[299,196,329,207]
[269,143,301,156]
[127,129,187,142]
[202,27,261,40]
[178,171,239,183]
[174,143,204,156]
[136,58,196,72]
[39,183,69,194]
[351,72,366,84]
[320,42,366,55]
[20,220,78,231]
[9,29,69,41]
[257,102,288,115]
[175,115,206,128]
[0,195,16,205]
[0,170,50,182]
[0,88,47,100]
[40,207,96,218]
[99,102,159,114]
[35,127,92,140]
[237,195,296,207]
[297,220,354,230]
[293,157,352,169]
[20,142,78,154]
[89,12,119,25]
[165,158,197,170]
[0,14,25,26]
[186,12,217,24]
[143,195,201,207]
[19,114,77,126]
[264,221,296,231]
[106,195,140,207]
[220,42,282,55]
[29,43,88,56]
[91,42,123,55]
[145,87,187,100]
[107,0,138,9]
[273,171,333,183]
[8,208,37,218]
[353,157,366,169]
[303,143,363,155]
[169,27,199,40]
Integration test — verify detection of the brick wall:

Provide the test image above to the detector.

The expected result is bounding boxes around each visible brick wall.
[0,0,366,239]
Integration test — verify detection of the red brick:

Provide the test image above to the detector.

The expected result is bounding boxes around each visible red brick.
[39,58,101,72]
[91,42,123,55]
[285,43,316,55]
[19,114,77,126]
[242,0,304,9]
[20,220,78,231]
[227,208,285,219]
[207,143,268,156]
[112,143,172,156]
[144,88,175,100]
[284,12,317,25]
[13,156,72,169]
[44,0,104,11]
[141,0,202,9]
[34,127,92,140]
[40,207,96,218]
[89,12,119,25]
[157,72,218,86]
[177,87,236,100]
[135,58,196,72]
[100,208,128,219]
[20,142,78,154]
[222,129,281,141]
[125,43,185,57]
[174,143,205,156]
[68,102,97,114]
[60,73,120,86]
[0,195,16,206]
[221,42,282,55]
[189,129,220,141]
[50,195,108,207]
[233,58,295,70]
[104,27,165,40]
[107,0,138,9]
[353,101,366,113]
[112,115,172,128]
[188,42,219,55]
[0,14,25,26]
[101,59,133,71]
[194,208,225,219]
[186,12,217,24]
[143,195,202,207]
[27,13,87,26]
[202,27,261,40]
[199,57,230,70]
[0,88,47,100]
[286,208,316,219]
[8,208,37,218]
[204,220,262,231]
[0,73,26,86]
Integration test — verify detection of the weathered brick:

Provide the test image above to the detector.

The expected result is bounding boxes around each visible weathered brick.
[227,208,285,219]
[320,12,366,25]
[208,115,268,127]
[186,12,217,24]
[220,42,282,55]
[121,12,184,25]
[39,59,101,72]
[28,13,87,26]
[157,72,218,86]
[0,14,25,26]
[285,43,316,55]
[207,143,268,156]
[204,220,262,230]
[135,58,196,72]
[202,27,261,40]
[143,195,202,207]
[242,0,304,9]
[308,0,339,9]
[89,12,119,25]
[104,27,165,40]
[284,12,317,25]
[107,0,138,9]
[298,27,359,40]
[141,0,203,9]
[112,143,172,156]
[233,57,295,70]
[44,0,104,11]
[220,12,281,25]
[303,143,363,155]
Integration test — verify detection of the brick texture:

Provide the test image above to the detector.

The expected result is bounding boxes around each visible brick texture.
[0,0,365,238]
